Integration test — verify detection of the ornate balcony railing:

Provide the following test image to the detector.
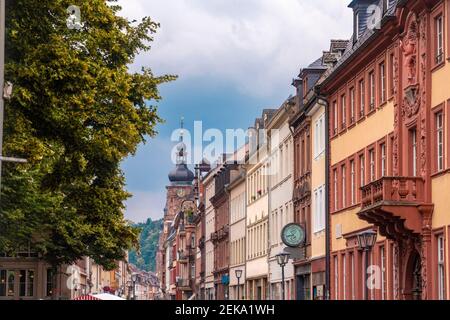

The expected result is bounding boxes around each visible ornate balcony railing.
[361,176,424,209]
[176,278,192,289]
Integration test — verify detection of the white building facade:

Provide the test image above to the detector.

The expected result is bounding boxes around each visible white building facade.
[267,103,295,300]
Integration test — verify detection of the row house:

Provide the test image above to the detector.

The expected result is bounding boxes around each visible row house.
[202,163,221,300]
[245,110,277,300]
[228,146,248,300]
[290,41,348,300]
[0,252,131,300]
[290,58,322,300]
[319,0,450,300]
[266,99,295,300]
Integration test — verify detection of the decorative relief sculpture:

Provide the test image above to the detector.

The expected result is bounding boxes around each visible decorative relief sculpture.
[400,20,418,85]
[400,17,421,120]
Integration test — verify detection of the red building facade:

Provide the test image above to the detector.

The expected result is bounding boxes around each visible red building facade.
[322,0,450,300]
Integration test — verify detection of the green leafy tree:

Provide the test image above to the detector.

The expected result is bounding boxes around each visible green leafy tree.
[0,0,175,270]
[128,218,163,271]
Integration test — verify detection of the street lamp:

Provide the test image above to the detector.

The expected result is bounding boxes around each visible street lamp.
[131,273,138,300]
[235,269,243,300]
[357,230,377,300]
[276,252,290,300]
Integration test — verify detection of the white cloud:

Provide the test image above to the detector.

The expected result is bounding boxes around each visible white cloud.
[117,0,353,98]
[125,190,167,223]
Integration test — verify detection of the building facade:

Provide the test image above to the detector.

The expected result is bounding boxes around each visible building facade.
[321,0,450,300]
[203,165,220,300]
[228,158,247,300]
[245,110,276,300]
[267,100,295,300]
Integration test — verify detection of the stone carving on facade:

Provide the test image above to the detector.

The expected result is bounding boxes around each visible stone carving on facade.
[419,14,428,178]
[401,16,421,121]
[393,243,400,300]
[400,18,418,86]
[393,50,399,177]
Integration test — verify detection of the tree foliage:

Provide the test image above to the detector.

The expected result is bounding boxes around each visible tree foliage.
[0,0,175,270]
[128,218,163,272]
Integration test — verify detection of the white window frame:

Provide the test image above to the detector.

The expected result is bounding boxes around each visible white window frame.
[436,15,444,64]
[342,165,346,208]
[350,87,355,123]
[369,71,375,109]
[437,112,444,171]
[380,62,386,103]
[412,129,417,176]
[438,235,445,300]
[314,114,325,159]
[351,160,355,205]
[313,185,325,233]
[369,150,375,182]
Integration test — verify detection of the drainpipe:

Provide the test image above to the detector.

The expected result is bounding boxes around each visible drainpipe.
[316,88,330,301]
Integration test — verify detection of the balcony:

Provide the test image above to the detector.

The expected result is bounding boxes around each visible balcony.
[198,236,205,249]
[176,278,192,291]
[358,176,429,239]
[177,250,189,263]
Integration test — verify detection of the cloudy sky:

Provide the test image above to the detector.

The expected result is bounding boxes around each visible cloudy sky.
[118,0,353,223]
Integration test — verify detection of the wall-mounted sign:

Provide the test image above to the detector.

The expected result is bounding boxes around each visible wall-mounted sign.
[281,223,306,248]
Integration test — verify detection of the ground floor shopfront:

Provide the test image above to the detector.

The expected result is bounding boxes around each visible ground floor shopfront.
[331,225,450,300]
[214,271,229,300]
[0,258,79,300]
[246,277,268,300]
[229,264,245,300]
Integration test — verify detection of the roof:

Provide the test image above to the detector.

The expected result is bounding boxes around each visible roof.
[321,0,398,87]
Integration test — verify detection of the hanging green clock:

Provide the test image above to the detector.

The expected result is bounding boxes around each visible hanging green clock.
[281,223,306,248]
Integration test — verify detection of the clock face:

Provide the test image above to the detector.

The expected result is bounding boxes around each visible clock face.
[281,223,306,248]
[176,189,186,198]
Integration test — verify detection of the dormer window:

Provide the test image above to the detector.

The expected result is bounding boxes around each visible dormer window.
[355,12,360,41]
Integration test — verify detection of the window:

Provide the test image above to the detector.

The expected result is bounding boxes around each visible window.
[350,160,355,205]
[343,254,347,300]
[383,0,391,12]
[359,79,365,117]
[314,185,325,233]
[437,235,445,300]
[342,165,346,208]
[333,101,338,135]
[369,71,375,110]
[191,262,195,280]
[355,13,360,41]
[436,112,444,171]
[350,253,355,300]
[334,256,339,300]
[436,15,444,64]
[380,62,386,103]
[314,115,325,158]
[46,268,54,297]
[411,129,418,176]
[19,270,34,297]
[369,149,375,182]
[380,246,387,300]
[341,95,346,129]
[350,87,355,123]
[360,155,365,187]
[0,270,14,297]
[334,169,338,211]
[389,53,395,96]
[381,143,387,177]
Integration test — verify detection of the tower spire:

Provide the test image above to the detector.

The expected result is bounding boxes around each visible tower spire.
[180,116,184,143]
